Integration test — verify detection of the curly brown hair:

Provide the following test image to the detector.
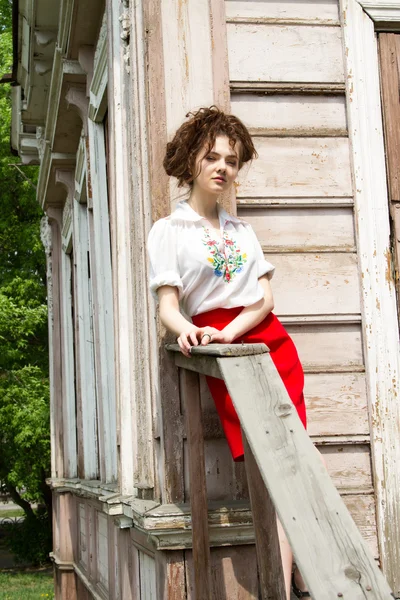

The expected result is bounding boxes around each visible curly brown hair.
[163,106,257,187]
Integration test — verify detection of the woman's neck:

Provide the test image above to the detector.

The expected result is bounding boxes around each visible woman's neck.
[187,190,219,221]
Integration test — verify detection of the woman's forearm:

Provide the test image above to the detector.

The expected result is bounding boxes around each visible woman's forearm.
[222,277,274,341]
[160,307,194,337]
[157,285,194,337]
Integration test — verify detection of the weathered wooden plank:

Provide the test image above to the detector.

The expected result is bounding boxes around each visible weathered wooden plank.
[244,438,286,599]
[238,207,355,252]
[238,198,354,208]
[227,24,344,83]
[72,199,99,480]
[378,33,400,322]
[78,503,88,570]
[288,323,363,371]
[225,0,339,22]
[209,0,235,214]
[167,342,269,357]
[231,82,346,94]
[270,253,360,316]
[128,0,157,493]
[217,353,393,598]
[231,94,347,137]
[181,369,212,599]
[139,552,157,600]
[46,210,64,477]
[184,438,236,501]
[97,511,109,590]
[198,371,368,437]
[175,352,223,379]
[161,0,214,137]
[118,529,136,599]
[87,121,117,484]
[185,545,259,599]
[340,5,400,592]
[318,444,373,493]
[236,138,352,198]
[343,495,379,559]
[155,550,186,600]
[305,373,368,437]
[60,249,78,478]
[378,34,400,203]
[160,342,185,504]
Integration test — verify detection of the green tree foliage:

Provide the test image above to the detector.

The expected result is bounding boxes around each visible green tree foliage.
[0,2,51,559]
[0,0,12,35]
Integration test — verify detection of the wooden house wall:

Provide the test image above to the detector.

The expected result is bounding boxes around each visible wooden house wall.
[155,0,378,558]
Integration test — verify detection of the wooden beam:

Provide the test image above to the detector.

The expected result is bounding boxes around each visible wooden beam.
[244,437,286,600]
[180,369,212,600]
[166,342,269,356]
[217,352,394,598]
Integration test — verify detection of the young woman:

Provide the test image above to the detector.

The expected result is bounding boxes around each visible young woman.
[147,106,310,599]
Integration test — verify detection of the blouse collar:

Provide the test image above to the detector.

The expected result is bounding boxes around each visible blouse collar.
[170,201,243,226]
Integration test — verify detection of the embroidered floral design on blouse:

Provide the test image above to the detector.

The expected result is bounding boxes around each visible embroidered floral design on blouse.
[202,227,247,283]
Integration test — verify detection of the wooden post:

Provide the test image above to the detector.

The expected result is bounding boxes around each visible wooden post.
[180,368,212,600]
[244,437,286,600]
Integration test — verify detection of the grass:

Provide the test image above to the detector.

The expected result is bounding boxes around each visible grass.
[0,510,24,519]
[0,569,54,600]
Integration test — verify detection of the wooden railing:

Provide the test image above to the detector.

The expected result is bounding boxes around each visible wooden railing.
[167,343,395,600]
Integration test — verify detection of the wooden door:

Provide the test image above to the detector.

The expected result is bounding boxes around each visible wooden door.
[378,33,400,321]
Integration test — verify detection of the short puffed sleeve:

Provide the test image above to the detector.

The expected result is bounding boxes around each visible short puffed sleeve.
[147,218,183,300]
[247,225,275,280]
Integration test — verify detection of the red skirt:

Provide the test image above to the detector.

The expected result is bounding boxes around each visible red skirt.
[192,307,306,461]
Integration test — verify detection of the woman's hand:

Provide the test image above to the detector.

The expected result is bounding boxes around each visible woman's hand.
[177,326,202,358]
[201,328,234,345]
[177,326,221,357]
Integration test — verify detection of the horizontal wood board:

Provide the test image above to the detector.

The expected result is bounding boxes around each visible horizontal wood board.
[236,138,352,198]
[198,371,368,438]
[238,206,355,252]
[227,24,344,83]
[231,94,347,136]
[287,323,363,370]
[266,253,361,315]
[225,0,339,22]
[184,438,372,500]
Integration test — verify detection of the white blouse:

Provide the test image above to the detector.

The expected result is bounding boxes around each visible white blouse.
[147,201,275,317]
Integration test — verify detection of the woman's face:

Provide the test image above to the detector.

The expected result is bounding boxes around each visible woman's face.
[192,135,240,196]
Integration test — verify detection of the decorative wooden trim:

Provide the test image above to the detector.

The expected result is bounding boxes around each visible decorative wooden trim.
[72,190,99,480]
[107,0,136,495]
[65,85,89,136]
[340,1,400,594]
[56,169,74,248]
[226,17,341,26]
[43,209,64,477]
[74,136,86,202]
[357,0,400,26]
[89,12,108,123]
[128,0,156,492]
[58,0,75,54]
[87,119,118,484]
